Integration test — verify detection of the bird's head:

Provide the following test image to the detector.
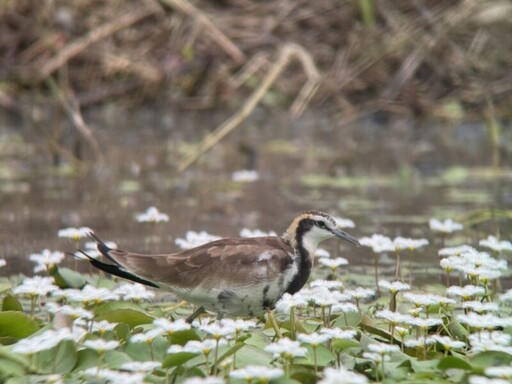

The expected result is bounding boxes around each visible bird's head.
[284,210,360,253]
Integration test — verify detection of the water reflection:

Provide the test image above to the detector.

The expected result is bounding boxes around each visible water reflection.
[0,109,510,289]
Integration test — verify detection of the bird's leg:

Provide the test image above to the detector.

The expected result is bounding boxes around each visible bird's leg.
[266,307,282,339]
[186,306,206,323]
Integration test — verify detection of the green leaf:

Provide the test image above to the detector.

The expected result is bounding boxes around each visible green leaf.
[50,267,87,289]
[0,358,26,378]
[35,340,77,374]
[2,295,23,312]
[163,352,198,368]
[331,338,360,352]
[447,320,468,340]
[232,344,273,368]
[438,356,472,371]
[169,329,201,346]
[73,349,100,372]
[103,350,132,369]
[94,302,153,328]
[470,351,512,371]
[0,311,39,338]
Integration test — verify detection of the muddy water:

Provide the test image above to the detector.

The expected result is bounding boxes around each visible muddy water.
[0,107,511,287]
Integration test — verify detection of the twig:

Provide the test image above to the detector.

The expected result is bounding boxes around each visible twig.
[177,43,320,172]
[160,0,246,64]
[45,78,102,161]
[37,7,156,81]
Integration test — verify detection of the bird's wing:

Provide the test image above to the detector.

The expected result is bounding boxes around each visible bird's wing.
[103,237,295,289]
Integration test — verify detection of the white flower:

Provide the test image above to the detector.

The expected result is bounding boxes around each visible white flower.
[403,292,454,307]
[29,249,65,273]
[359,234,394,253]
[12,329,73,354]
[458,313,512,329]
[430,335,466,350]
[446,285,485,300]
[367,343,400,355]
[479,236,512,253]
[13,276,59,296]
[83,368,145,384]
[485,366,512,379]
[83,339,119,352]
[239,228,277,237]
[499,289,512,303]
[345,287,375,301]
[114,283,155,301]
[469,376,510,384]
[319,366,368,384]
[469,331,512,354]
[297,332,331,347]
[175,231,221,250]
[378,280,410,294]
[375,310,412,325]
[120,360,161,372]
[135,206,169,223]
[320,328,357,340]
[220,319,256,333]
[310,279,343,290]
[60,285,119,305]
[334,217,356,228]
[362,352,390,362]
[438,245,477,257]
[153,318,191,334]
[264,338,307,359]
[404,338,436,348]
[231,170,259,182]
[315,248,331,258]
[0,259,6,268]
[429,218,463,233]
[393,237,429,251]
[199,322,235,339]
[130,328,163,343]
[310,287,350,307]
[404,317,443,329]
[461,301,499,314]
[275,292,308,313]
[318,257,349,269]
[58,226,92,240]
[46,303,94,320]
[89,320,118,335]
[230,365,284,381]
[182,339,226,355]
[440,256,465,272]
[331,303,359,314]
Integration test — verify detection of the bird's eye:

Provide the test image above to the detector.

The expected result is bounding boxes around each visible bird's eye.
[317,220,326,228]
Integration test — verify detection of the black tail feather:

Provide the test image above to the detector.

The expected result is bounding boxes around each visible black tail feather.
[87,232,117,263]
[79,235,160,288]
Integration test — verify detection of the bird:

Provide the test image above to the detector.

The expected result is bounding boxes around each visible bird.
[81,210,360,319]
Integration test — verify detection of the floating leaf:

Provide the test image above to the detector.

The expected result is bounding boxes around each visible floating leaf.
[470,351,512,370]
[438,356,472,371]
[95,302,153,328]
[163,352,198,368]
[73,349,100,372]
[0,311,39,339]
[50,267,87,289]
[2,295,23,312]
[36,340,77,374]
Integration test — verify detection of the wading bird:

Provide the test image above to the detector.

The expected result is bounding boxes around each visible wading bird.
[82,210,359,320]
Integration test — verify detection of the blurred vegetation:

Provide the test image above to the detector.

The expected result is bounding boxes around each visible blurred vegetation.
[1,0,511,119]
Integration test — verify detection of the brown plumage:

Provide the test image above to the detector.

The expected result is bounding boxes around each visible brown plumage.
[83,210,359,318]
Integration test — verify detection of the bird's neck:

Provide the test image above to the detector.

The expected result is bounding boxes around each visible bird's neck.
[282,225,314,295]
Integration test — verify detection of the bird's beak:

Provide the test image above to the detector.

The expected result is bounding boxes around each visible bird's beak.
[331,228,360,247]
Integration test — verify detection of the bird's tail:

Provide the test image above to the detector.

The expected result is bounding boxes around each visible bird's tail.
[79,233,159,288]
